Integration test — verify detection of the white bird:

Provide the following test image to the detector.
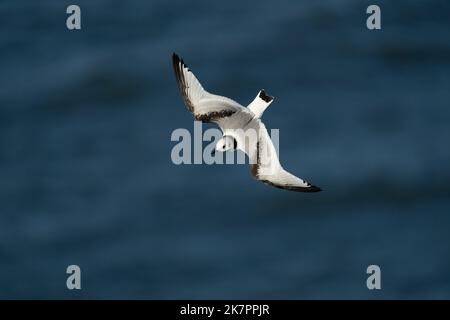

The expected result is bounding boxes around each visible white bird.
[172,53,321,192]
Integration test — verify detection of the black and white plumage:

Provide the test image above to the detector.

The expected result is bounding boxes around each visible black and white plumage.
[172,53,321,192]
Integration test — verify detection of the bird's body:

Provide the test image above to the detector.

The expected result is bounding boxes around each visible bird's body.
[172,53,321,192]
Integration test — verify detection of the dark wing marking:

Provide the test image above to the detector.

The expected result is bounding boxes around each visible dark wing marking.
[172,53,196,113]
[172,53,242,124]
[250,126,321,193]
[259,89,274,103]
[259,179,322,192]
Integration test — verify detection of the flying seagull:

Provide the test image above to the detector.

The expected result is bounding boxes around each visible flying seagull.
[172,53,321,192]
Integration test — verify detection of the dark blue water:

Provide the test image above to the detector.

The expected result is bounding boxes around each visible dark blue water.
[1,0,450,299]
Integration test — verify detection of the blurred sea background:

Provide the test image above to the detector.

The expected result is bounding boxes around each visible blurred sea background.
[0,0,450,299]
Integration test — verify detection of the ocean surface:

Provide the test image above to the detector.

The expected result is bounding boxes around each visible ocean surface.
[0,0,450,299]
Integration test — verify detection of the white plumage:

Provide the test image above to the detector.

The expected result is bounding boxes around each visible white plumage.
[172,53,321,192]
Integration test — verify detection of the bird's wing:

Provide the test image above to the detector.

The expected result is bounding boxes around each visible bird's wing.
[250,122,321,192]
[172,53,244,124]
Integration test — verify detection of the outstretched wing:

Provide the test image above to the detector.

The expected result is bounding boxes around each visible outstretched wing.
[250,122,321,192]
[172,53,244,124]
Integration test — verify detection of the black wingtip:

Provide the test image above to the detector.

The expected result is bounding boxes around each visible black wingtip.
[259,89,274,102]
[172,52,181,67]
[260,179,322,193]
[172,52,190,73]
[308,185,322,192]
[172,53,182,84]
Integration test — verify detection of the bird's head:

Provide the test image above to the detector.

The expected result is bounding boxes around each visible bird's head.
[213,135,237,155]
